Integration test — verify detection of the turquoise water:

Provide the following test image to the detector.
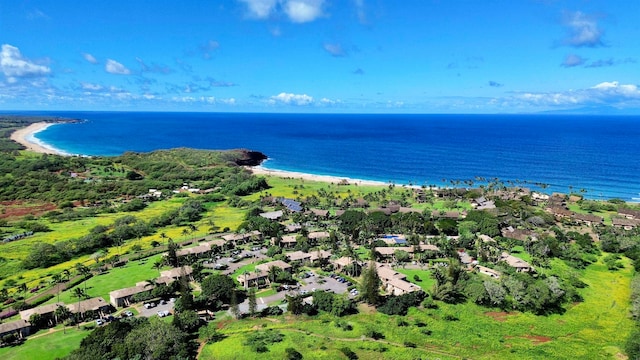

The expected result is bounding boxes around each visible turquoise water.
[17,111,640,201]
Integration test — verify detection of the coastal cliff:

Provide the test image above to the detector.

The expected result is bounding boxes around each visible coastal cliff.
[234,149,268,166]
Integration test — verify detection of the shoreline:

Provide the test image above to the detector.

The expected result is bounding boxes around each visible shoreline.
[248,165,415,188]
[9,122,67,156]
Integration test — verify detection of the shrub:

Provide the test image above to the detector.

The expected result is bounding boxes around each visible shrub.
[244,330,284,353]
[340,347,358,360]
[285,347,303,360]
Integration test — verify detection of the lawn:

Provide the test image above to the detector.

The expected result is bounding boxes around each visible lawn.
[395,267,435,291]
[0,326,89,360]
[45,254,164,305]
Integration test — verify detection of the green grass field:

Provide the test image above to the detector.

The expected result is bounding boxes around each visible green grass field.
[395,267,435,291]
[201,254,634,360]
[45,254,164,305]
[0,327,89,360]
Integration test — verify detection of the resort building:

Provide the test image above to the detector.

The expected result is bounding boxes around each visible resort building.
[19,302,64,321]
[0,319,30,341]
[499,252,533,272]
[67,297,110,318]
[109,285,148,307]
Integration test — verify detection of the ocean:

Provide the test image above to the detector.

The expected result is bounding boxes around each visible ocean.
[19,111,640,201]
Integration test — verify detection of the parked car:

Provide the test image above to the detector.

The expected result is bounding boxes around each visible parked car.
[95,319,104,326]
[144,302,156,309]
[157,310,170,317]
[214,263,228,270]
[123,310,134,317]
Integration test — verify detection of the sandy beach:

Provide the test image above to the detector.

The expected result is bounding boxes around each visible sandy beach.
[249,165,393,187]
[10,122,64,155]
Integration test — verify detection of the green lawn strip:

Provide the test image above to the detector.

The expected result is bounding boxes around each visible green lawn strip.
[395,267,435,291]
[201,319,458,360]
[0,327,89,360]
[230,263,259,284]
[45,254,164,305]
[509,245,531,262]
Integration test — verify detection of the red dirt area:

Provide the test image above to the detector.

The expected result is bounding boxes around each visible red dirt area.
[485,311,517,322]
[0,201,57,220]
[524,335,552,344]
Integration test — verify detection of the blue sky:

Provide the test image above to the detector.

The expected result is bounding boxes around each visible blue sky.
[1,0,639,113]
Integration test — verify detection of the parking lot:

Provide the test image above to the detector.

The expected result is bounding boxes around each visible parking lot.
[138,298,175,318]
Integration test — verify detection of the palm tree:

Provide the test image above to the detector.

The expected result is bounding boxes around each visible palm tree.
[153,259,164,276]
[253,268,263,288]
[267,266,280,284]
[75,263,91,292]
[55,305,71,331]
[181,228,190,239]
[243,270,250,290]
[51,274,63,303]
[143,279,157,290]
[73,287,87,328]
[18,283,28,295]
[63,269,71,282]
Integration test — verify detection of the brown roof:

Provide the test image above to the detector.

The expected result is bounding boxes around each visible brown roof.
[500,252,531,269]
[309,250,332,261]
[255,260,292,273]
[398,207,421,214]
[20,302,64,320]
[308,231,330,240]
[160,266,193,279]
[0,319,30,334]
[387,277,420,293]
[573,213,603,224]
[281,235,298,243]
[332,256,356,267]
[176,243,214,257]
[309,209,329,217]
[109,285,148,299]
[375,263,406,282]
[67,297,109,313]
[618,208,640,219]
[612,217,640,227]
[286,251,312,261]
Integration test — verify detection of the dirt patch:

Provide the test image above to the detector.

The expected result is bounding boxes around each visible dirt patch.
[358,303,377,314]
[0,201,57,220]
[216,319,232,329]
[524,335,552,344]
[485,311,517,322]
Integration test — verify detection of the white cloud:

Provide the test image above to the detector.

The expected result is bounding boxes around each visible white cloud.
[0,44,50,83]
[83,53,99,64]
[105,59,131,75]
[238,0,324,23]
[353,0,366,24]
[562,11,604,47]
[81,82,103,91]
[561,54,585,67]
[323,43,347,57]
[505,81,640,109]
[283,0,324,23]
[239,0,278,19]
[269,92,313,105]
